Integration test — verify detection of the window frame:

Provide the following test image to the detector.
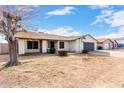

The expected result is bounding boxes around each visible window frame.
[33,41,38,49]
[59,42,64,49]
[27,41,38,49]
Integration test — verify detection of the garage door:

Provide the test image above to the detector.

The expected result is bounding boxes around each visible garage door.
[83,42,94,51]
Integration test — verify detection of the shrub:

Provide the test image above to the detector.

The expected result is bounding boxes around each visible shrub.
[82,50,89,53]
[58,49,67,56]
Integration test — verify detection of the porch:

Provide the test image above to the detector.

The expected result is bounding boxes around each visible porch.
[18,39,69,55]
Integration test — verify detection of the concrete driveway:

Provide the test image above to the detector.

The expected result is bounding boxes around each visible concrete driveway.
[89,50,124,58]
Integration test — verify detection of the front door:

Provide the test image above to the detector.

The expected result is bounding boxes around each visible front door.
[48,41,56,53]
[50,41,55,48]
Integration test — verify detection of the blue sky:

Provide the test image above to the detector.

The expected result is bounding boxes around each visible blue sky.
[1,5,124,43]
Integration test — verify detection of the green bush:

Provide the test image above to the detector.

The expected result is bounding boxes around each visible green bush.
[58,50,67,56]
[82,50,89,54]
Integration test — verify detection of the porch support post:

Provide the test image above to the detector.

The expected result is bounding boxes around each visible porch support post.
[42,40,48,53]
[18,39,25,55]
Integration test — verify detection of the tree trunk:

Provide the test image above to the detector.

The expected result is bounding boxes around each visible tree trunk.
[5,38,19,67]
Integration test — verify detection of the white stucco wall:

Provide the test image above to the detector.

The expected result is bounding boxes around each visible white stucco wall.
[57,41,69,51]
[103,40,113,49]
[75,39,81,53]
[69,41,76,52]
[73,35,97,53]
[18,39,25,55]
[65,41,69,50]
[42,40,48,53]
[68,39,81,53]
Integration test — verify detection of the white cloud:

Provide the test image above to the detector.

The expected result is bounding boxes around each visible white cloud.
[91,9,124,28]
[97,26,124,39]
[110,10,124,27]
[118,26,124,34]
[91,9,114,25]
[37,26,80,36]
[90,6,124,40]
[89,5,110,10]
[46,6,75,16]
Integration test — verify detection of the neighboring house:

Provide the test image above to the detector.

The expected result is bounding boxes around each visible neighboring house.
[97,38,113,50]
[15,32,97,55]
[111,39,118,49]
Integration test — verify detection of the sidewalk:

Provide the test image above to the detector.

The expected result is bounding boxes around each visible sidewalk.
[89,50,124,58]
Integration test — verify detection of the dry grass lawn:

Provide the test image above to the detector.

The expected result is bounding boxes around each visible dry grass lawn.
[0,53,124,88]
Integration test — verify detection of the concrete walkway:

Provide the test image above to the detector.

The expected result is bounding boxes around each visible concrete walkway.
[89,50,124,58]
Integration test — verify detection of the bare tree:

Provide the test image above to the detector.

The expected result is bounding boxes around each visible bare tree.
[0,6,36,67]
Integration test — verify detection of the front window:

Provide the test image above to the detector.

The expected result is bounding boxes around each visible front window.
[27,41,38,49]
[59,42,64,49]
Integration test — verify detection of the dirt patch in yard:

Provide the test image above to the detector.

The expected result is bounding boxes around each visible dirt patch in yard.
[0,54,124,88]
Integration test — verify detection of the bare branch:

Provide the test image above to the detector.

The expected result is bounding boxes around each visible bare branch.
[0,20,8,35]
[0,5,40,38]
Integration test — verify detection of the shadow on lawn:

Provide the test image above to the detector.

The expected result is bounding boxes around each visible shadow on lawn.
[0,61,22,71]
[0,66,8,71]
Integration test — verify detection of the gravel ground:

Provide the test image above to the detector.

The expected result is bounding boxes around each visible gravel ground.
[0,54,124,88]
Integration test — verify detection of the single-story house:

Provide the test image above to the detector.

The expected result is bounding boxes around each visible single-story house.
[15,32,97,55]
[97,38,118,50]
[111,39,118,49]
[97,38,113,50]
